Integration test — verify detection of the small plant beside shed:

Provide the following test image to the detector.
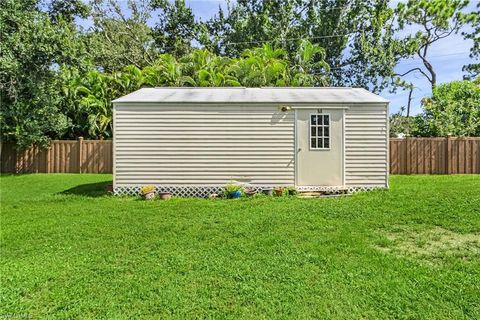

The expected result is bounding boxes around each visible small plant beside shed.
[140,185,156,200]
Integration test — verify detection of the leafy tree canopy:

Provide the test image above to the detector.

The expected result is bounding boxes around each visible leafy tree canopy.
[151,0,198,57]
[390,78,480,137]
[89,0,158,72]
[0,0,89,148]
[416,78,480,136]
[462,2,480,78]
[202,0,402,92]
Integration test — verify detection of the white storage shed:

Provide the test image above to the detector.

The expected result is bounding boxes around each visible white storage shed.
[112,87,389,196]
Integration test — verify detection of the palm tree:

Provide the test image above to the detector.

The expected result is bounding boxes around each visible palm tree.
[292,40,330,86]
[114,65,144,95]
[230,44,290,86]
[143,54,195,86]
[181,50,241,87]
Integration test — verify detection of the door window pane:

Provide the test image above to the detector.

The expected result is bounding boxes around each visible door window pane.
[324,138,330,148]
[317,138,323,148]
[309,114,330,149]
[323,115,329,125]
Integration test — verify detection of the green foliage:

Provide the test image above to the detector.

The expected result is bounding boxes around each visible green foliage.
[144,54,195,86]
[283,186,297,195]
[0,0,88,149]
[202,0,404,92]
[462,2,480,78]
[89,0,158,72]
[2,174,480,318]
[224,182,244,194]
[292,39,330,86]
[180,49,240,87]
[151,0,198,57]
[396,0,469,31]
[389,112,424,137]
[389,79,480,137]
[415,79,480,136]
[47,0,90,24]
[346,1,405,92]
[389,111,409,137]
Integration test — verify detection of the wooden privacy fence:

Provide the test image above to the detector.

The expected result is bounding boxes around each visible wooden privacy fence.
[1,137,480,174]
[390,137,480,174]
[1,138,113,173]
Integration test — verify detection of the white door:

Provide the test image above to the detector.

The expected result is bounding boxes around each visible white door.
[296,109,344,186]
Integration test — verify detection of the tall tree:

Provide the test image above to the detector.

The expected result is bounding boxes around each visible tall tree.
[395,0,472,90]
[47,0,90,24]
[462,2,480,79]
[202,0,403,92]
[151,0,198,57]
[89,0,157,72]
[0,0,88,148]
[201,0,304,57]
[332,0,402,92]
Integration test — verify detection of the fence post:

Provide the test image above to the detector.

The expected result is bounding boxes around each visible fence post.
[446,135,452,174]
[405,136,410,174]
[45,143,50,173]
[78,137,83,173]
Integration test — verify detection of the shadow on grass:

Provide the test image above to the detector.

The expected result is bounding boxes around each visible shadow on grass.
[60,181,113,197]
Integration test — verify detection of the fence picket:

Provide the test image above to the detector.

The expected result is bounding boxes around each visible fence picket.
[389,137,480,174]
[1,140,113,173]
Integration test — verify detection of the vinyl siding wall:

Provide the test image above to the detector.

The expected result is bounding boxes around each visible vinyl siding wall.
[344,104,389,187]
[114,104,295,187]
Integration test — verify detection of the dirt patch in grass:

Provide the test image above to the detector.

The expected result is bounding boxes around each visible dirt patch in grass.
[376,226,480,262]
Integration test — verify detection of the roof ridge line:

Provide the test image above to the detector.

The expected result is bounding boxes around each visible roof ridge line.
[153,87,247,89]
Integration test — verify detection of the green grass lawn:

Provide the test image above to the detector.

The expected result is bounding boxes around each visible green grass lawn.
[1,174,479,319]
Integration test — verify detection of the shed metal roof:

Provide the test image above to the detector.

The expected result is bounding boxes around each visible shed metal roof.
[113,87,389,104]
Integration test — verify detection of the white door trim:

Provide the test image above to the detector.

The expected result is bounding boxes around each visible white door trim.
[342,108,346,186]
[294,109,298,187]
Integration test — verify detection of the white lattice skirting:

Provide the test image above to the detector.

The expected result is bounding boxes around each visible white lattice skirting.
[296,185,384,194]
[114,185,384,198]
